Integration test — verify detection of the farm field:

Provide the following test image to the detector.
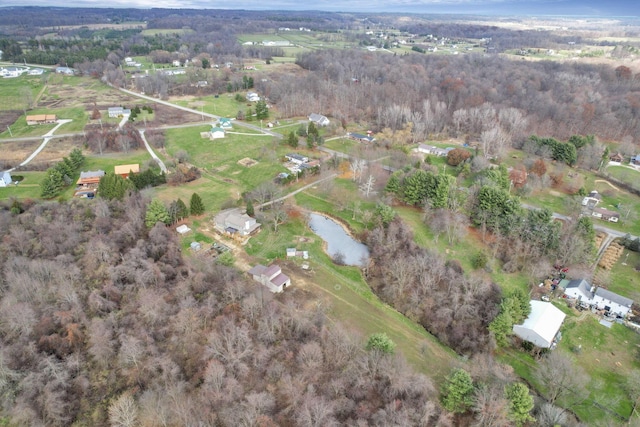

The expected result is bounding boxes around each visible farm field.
[607,248,640,303]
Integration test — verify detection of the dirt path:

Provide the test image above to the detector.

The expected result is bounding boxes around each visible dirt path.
[595,179,620,191]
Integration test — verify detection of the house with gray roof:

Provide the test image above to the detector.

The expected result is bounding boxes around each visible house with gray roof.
[593,288,633,317]
[563,279,593,302]
[308,113,330,127]
[562,278,633,317]
[214,208,261,237]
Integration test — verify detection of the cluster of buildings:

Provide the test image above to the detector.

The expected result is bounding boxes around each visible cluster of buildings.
[284,153,319,174]
[512,278,635,350]
[581,190,620,223]
[74,164,139,198]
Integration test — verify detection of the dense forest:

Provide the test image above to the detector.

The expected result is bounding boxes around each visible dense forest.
[0,197,454,426]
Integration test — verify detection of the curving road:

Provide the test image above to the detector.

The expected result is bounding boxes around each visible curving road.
[7,119,72,172]
[139,130,167,173]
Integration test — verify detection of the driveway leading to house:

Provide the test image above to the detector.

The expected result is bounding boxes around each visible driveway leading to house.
[139,129,167,173]
[8,119,72,172]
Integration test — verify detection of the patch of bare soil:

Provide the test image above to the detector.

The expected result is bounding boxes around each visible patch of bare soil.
[0,110,22,130]
[238,157,258,167]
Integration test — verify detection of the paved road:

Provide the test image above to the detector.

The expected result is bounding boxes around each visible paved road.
[7,119,72,172]
[139,130,167,173]
[116,87,283,139]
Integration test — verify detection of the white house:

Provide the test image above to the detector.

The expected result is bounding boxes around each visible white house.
[248,264,291,293]
[563,279,593,302]
[108,107,131,118]
[415,144,454,157]
[246,92,260,102]
[308,113,330,127]
[513,300,566,348]
[214,209,261,237]
[55,66,74,75]
[0,171,13,187]
[592,288,633,317]
[562,279,633,317]
[285,153,309,164]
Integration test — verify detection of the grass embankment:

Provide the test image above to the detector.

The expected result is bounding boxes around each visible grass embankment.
[244,214,460,379]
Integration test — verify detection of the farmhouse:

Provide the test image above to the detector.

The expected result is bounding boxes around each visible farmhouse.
[592,207,619,223]
[108,107,131,118]
[247,264,291,293]
[609,152,624,163]
[632,155,640,166]
[55,66,74,75]
[348,132,375,143]
[76,170,105,188]
[308,113,330,127]
[512,300,566,348]
[114,164,140,178]
[26,114,57,125]
[581,190,602,208]
[415,144,454,157]
[0,171,13,187]
[562,279,633,317]
[214,209,261,237]
[285,153,309,164]
[246,92,260,102]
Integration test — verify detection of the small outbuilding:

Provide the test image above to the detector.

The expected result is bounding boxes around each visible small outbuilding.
[513,300,566,348]
[0,171,13,187]
[248,264,291,293]
[176,224,191,234]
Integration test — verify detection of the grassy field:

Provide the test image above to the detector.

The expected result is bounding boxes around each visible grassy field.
[500,303,640,424]
[173,93,253,120]
[0,171,47,200]
[605,165,640,192]
[243,214,460,380]
[607,248,640,303]
[0,73,48,111]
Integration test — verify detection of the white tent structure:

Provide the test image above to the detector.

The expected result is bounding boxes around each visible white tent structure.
[513,301,566,348]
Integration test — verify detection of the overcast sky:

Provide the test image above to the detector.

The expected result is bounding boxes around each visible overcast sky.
[2,0,636,16]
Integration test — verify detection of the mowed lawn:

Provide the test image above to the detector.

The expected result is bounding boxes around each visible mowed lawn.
[154,123,288,212]
[0,73,47,111]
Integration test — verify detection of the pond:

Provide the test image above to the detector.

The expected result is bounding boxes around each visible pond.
[308,213,370,267]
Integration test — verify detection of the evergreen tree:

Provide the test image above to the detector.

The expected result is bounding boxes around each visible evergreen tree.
[385,172,401,195]
[255,100,269,120]
[286,131,298,148]
[505,383,535,426]
[145,199,170,228]
[440,368,475,414]
[40,175,58,198]
[190,193,205,215]
[176,198,189,219]
[246,199,255,217]
[69,148,85,169]
[98,173,134,201]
